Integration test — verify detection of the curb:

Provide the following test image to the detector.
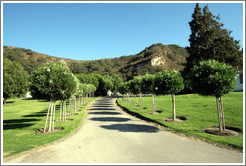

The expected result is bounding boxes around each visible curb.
[115,98,243,153]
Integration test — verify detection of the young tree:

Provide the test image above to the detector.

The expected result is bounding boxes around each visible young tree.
[154,70,184,121]
[110,75,124,92]
[30,61,77,132]
[87,84,97,98]
[3,58,29,104]
[76,73,99,89]
[190,60,237,132]
[141,74,156,113]
[118,82,130,102]
[129,76,143,110]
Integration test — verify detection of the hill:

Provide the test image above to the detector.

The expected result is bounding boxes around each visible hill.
[3,43,188,80]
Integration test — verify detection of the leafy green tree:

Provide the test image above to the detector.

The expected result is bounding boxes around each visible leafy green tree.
[154,70,184,121]
[118,82,130,102]
[3,58,29,104]
[87,84,97,97]
[187,3,242,69]
[76,73,99,89]
[30,61,77,132]
[129,76,143,110]
[190,60,237,132]
[141,74,156,113]
[110,75,124,92]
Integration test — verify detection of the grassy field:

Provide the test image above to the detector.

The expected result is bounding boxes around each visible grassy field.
[117,92,243,151]
[3,97,98,158]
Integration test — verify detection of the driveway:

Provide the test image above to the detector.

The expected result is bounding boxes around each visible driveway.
[4,97,243,163]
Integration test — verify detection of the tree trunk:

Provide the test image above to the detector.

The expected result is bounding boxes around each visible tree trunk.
[64,100,67,121]
[139,93,142,110]
[60,100,62,121]
[216,96,225,132]
[69,99,71,116]
[74,98,76,112]
[52,99,56,131]
[44,98,52,133]
[172,94,176,121]
[48,98,54,132]
[71,98,73,115]
[3,98,7,105]
[152,94,156,114]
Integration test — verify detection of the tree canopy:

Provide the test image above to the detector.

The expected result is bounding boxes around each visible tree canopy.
[154,70,184,95]
[190,60,237,97]
[30,61,77,100]
[3,58,29,103]
[141,74,156,94]
[185,3,242,71]
[128,76,143,95]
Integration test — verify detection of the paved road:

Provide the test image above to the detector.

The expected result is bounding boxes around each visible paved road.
[4,97,243,163]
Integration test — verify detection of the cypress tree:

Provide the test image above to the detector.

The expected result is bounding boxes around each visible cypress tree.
[183,3,242,89]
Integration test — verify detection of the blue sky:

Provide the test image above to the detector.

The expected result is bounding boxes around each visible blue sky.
[3,2,244,60]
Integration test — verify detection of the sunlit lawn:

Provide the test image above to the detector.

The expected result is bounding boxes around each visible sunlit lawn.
[117,92,243,150]
[3,97,98,158]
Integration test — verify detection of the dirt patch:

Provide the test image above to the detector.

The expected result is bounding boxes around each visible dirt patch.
[165,116,187,122]
[147,110,163,114]
[35,127,64,134]
[202,126,242,137]
[3,152,12,157]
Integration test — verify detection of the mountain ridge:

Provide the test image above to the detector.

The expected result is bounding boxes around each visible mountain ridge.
[3,43,188,80]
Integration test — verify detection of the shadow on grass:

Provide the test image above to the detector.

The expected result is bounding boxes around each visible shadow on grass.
[6,101,15,104]
[3,123,35,130]
[89,117,131,122]
[21,98,34,101]
[100,124,159,133]
[22,110,47,117]
[3,118,40,130]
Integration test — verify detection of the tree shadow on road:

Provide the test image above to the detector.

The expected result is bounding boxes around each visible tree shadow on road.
[100,124,159,133]
[92,105,114,108]
[89,117,131,122]
[89,108,117,111]
[89,111,122,115]
[93,104,113,106]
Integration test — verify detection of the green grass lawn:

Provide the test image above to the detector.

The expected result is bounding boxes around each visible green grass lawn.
[117,92,243,151]
[3,97,98,158]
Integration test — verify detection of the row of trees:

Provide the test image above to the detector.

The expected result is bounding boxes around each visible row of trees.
[29,60,96,133]
[76,73,124,96]
[118,70,184,121]
[118,60,237,132]
[3,61,123,105]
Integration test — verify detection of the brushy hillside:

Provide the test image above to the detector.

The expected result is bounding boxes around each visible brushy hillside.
[3,43,188,80]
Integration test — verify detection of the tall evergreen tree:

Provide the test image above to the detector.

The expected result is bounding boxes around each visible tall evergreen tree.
[183,3,242,85]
